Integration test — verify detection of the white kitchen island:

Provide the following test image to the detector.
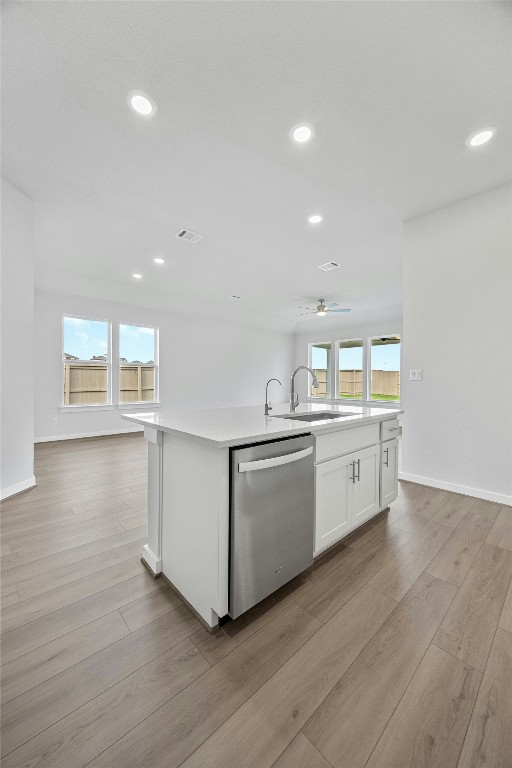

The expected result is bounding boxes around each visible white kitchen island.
[122,403,402,629]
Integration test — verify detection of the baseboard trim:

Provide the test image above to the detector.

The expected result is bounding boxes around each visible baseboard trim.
[1,475,37,501]
[398,472,512,507]
[34,427,143,443]
[141,544,161,576]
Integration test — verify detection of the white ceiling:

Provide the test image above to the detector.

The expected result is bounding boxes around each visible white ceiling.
[2,1,511,332]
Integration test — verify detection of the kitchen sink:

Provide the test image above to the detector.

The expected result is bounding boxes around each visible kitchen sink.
[275,411,354,422]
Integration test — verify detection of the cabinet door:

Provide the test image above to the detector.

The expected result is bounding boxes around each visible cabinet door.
[315,454,352,555]
[380,438,399,508]
[350,444,380,528]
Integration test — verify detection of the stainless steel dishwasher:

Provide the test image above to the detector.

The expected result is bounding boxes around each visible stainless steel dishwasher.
[229,433,315,619]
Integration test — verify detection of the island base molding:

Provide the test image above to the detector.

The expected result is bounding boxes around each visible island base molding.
[160,572,220,632]
[140,545,161,577]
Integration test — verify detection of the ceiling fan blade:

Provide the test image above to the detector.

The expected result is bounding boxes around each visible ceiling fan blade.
[327,302,339,308]
[296,311,316,316]
[328,308,351,313]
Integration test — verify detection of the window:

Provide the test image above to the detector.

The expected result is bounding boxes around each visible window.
[309,342,331,398]
[338,339,363,399]
[370,336,400,401]
[63,316,111,405]
[119,324,158,403]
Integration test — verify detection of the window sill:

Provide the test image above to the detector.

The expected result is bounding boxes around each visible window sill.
[60,404,115,413]
[117,402,160,410]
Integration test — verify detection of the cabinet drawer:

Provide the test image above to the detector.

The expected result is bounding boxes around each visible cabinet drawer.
[381,419,400,441]
[315,424,380,463]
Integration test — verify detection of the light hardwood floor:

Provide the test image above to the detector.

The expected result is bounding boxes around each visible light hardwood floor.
[1,433,511,768]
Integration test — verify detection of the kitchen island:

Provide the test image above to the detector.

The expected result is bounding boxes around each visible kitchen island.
[122,402,402,628]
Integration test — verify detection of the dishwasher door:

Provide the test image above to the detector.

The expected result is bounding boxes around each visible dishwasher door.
[229,434,315,619]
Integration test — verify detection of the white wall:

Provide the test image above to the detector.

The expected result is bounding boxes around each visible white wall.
[293,309,403,403]
[402,183,512,505]
[34,291,293,440]
[1,178,35,499]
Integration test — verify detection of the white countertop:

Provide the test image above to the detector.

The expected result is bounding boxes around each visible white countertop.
[122,402,403,448]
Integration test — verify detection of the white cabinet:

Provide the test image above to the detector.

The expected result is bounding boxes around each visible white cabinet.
[315,453,353,553]
[380,438,399,507]
[315,444,380,555]
[350,444,381,528]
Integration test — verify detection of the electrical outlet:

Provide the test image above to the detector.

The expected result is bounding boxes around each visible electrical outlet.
[51,417,58,425]
[409,369,422,381]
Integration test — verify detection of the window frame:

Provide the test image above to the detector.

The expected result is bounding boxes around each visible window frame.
[308,341,332,399]
[118,321,159,406]
[61,314,112,408]
[337,338,365,402]
[305,333,401,407]
[368,334,401,404]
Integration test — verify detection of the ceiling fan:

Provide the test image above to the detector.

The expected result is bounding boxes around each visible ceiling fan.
[296,299,352,317]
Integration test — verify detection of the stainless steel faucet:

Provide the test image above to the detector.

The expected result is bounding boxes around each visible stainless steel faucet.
[264,378,282,416]
[289,366,319,412]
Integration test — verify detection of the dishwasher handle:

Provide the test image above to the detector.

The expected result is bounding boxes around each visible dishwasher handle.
[238,446,313,473]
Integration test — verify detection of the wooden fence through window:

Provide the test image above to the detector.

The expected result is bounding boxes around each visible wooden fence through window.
[312,369,400,399]
[63,363,155,405]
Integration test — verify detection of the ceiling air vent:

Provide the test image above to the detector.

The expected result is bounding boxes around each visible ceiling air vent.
[176,229,204,243]
[318,261,341,272]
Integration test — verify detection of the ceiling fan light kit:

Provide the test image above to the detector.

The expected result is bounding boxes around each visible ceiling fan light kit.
[296,298,352,318]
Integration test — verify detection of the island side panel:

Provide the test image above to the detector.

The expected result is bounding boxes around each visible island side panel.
[142,426,163,575]
[161,431,229,628]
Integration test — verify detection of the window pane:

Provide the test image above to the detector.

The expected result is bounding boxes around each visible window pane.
[119,324,157,403]
[338,340,363,399]
[370,336,400,401]
[63,317,109,361]
[310,343,330,398]
[63,363,108,405]
[63,317,109,405]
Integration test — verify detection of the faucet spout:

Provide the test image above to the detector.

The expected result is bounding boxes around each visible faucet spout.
[289,366,319,412]
[264,378,282,416]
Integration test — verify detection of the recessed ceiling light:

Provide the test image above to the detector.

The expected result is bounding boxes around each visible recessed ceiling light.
[466,128,494,147]
[127,90,156,117]
[132,273,142,279]
[153,257,165,264]
[308,214,323,224]
[290,123,315,143]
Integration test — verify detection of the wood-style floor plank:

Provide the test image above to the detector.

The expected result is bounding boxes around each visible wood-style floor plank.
[427,500,501,586]
[365,644,481,768]
[0,611,129,705]
[368,519,454,601]
[297,524,410,622]
[0,525,147,589]
[191,543,354,666]
[499,576,512,634]
[1,436,507,768]
[0,571,162,664]
[0,522,126,572]
[16,538,145,601]
[1,585,19,608]
[178,587,396,768]
[485,505,512,551]
[2,639,208,768]
[1,557,145,634]
[457,628,512,768]
[273,733,332,768]
[303,573,457,768]
[0,604,201,757]
[87,603,323,768]
[119,585,182,632]
[433,542,512,671]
